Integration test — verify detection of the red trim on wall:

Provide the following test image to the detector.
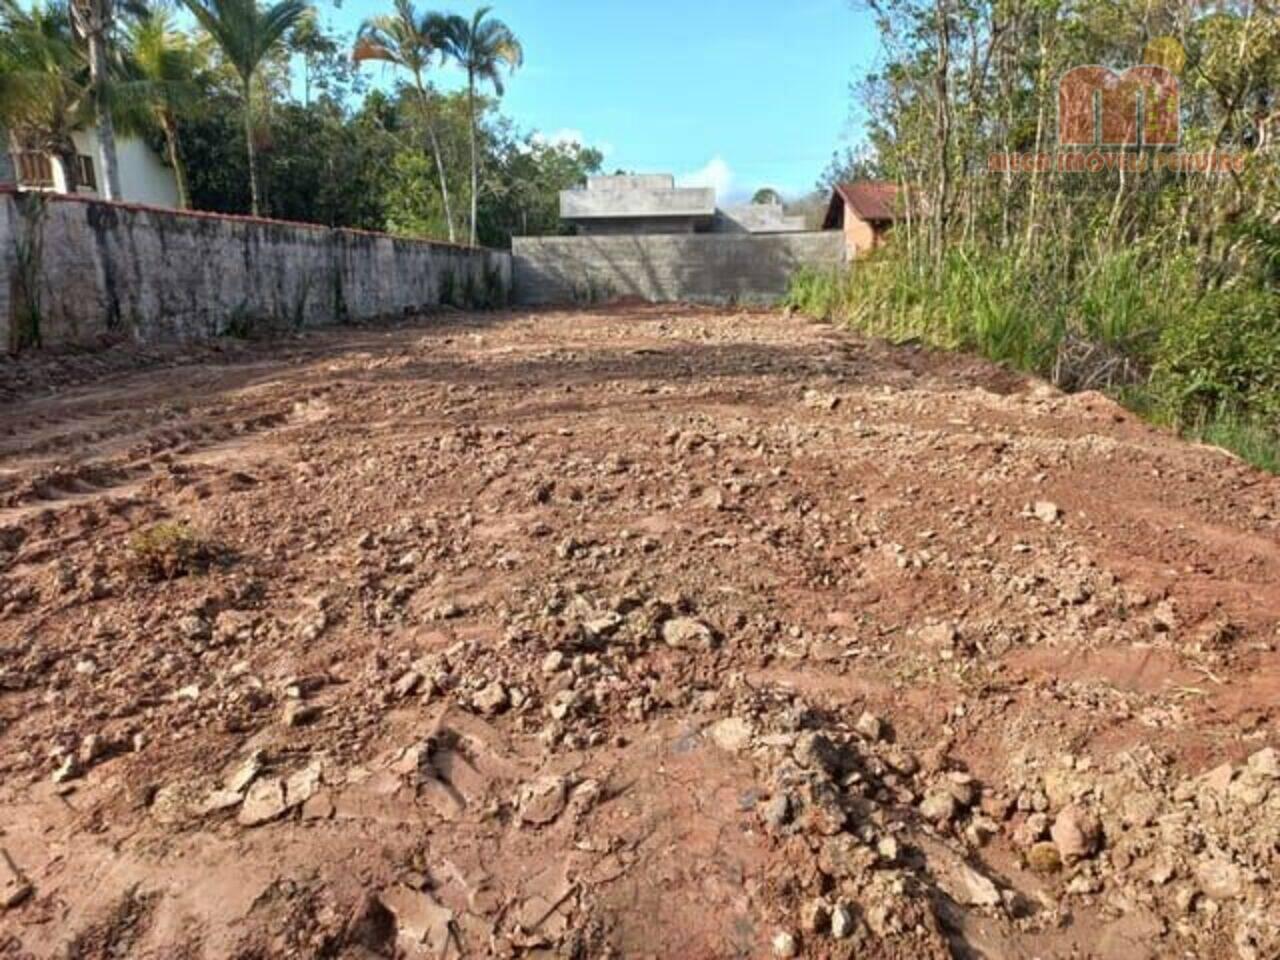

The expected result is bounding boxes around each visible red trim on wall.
[0,187,487,253]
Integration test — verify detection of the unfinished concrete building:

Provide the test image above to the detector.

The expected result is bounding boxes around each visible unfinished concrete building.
[560,175,714,235]
[559,174,806,236]
[515,173,842,305]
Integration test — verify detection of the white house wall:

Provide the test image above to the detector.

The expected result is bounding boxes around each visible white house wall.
[68,131,181,208]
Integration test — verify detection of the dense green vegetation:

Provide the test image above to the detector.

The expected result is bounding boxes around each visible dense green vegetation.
[797,0,1280,470]
[0,0,600,246]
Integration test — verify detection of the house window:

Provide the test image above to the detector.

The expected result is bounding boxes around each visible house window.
[76,154,97,191]
[14,152,54,188]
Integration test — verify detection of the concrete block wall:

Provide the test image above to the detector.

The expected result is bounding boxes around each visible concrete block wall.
[0,189,511,351]
[714,204,808,234]
[512,232,845,306]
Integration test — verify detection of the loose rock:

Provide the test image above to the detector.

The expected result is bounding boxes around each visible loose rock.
[830,903,855,940]
[799,898,830,934]
[856,711,884,742]
[920,788,958,823]
[238,778,288,827]
[707,716,754,753]
[282,701,322,727]
[771,930,798,957]
[517,775,569,826]
[473,681,510,715]
[1,852,32,909]
[1033,501,1063,524]
[661,617,716,650]
[1051,804,1102,863]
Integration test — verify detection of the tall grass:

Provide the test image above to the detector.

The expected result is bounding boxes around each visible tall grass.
[787,244,1280,473]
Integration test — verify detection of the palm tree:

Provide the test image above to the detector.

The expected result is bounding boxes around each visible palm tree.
[118,6,203,208]
[435,6,521,246]
[69,0,122,199]
[182,0,307,215]
[353,0,457,242]
[0,0,93,191]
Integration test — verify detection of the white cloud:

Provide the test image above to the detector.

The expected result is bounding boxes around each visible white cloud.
[536,127,586,147]
[532,128,614,158]
[677,156,735,203]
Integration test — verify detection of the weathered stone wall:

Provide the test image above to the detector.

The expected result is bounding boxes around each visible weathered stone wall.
[0,190,511,351]
[511,231,845,306]
[0,192,12,350]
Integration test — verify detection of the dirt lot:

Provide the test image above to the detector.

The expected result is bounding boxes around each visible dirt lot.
[0,304,1277,959]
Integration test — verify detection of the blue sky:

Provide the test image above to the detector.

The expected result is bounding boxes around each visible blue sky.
[326,0,880,202]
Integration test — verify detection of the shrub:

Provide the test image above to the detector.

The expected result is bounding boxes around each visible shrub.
[1150,286,1280,426]
[788,241,1280,472]
[125,522,219,581]
[785,266,854,321]
[1188,409,1280,473]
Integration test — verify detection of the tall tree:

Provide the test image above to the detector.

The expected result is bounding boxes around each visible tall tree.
[354,0,458,242]
[182,0,307,216]
[435,6,522,246]
[0,0,92,191]
[69,0,122,198]
[118,5,203,207]
[288,9,334,107]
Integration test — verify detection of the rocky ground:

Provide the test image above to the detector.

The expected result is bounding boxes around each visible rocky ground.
[0,304,1277,959]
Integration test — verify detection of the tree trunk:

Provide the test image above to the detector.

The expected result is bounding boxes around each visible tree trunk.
[1022,19,1049,259]
[426,119,456,243]
[160,112,190,209]
[932,0,952,269]
[84,7,121,201]
[244,81,261,216]
[468,70,478,246]
[415,80,456,244]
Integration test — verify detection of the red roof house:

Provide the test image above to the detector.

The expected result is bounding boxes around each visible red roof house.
[822,181,900,257]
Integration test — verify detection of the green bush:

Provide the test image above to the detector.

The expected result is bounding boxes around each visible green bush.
[788,248,1064,371]
[1187,409,1280,474]
[1150,286,1280,426]
[1073,248,1176,360]
[788,242,1280,472]
[786,266,856,322]
[125,522,219,581]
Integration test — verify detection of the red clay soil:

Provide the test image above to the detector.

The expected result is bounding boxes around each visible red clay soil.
[0,305,1276,959]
